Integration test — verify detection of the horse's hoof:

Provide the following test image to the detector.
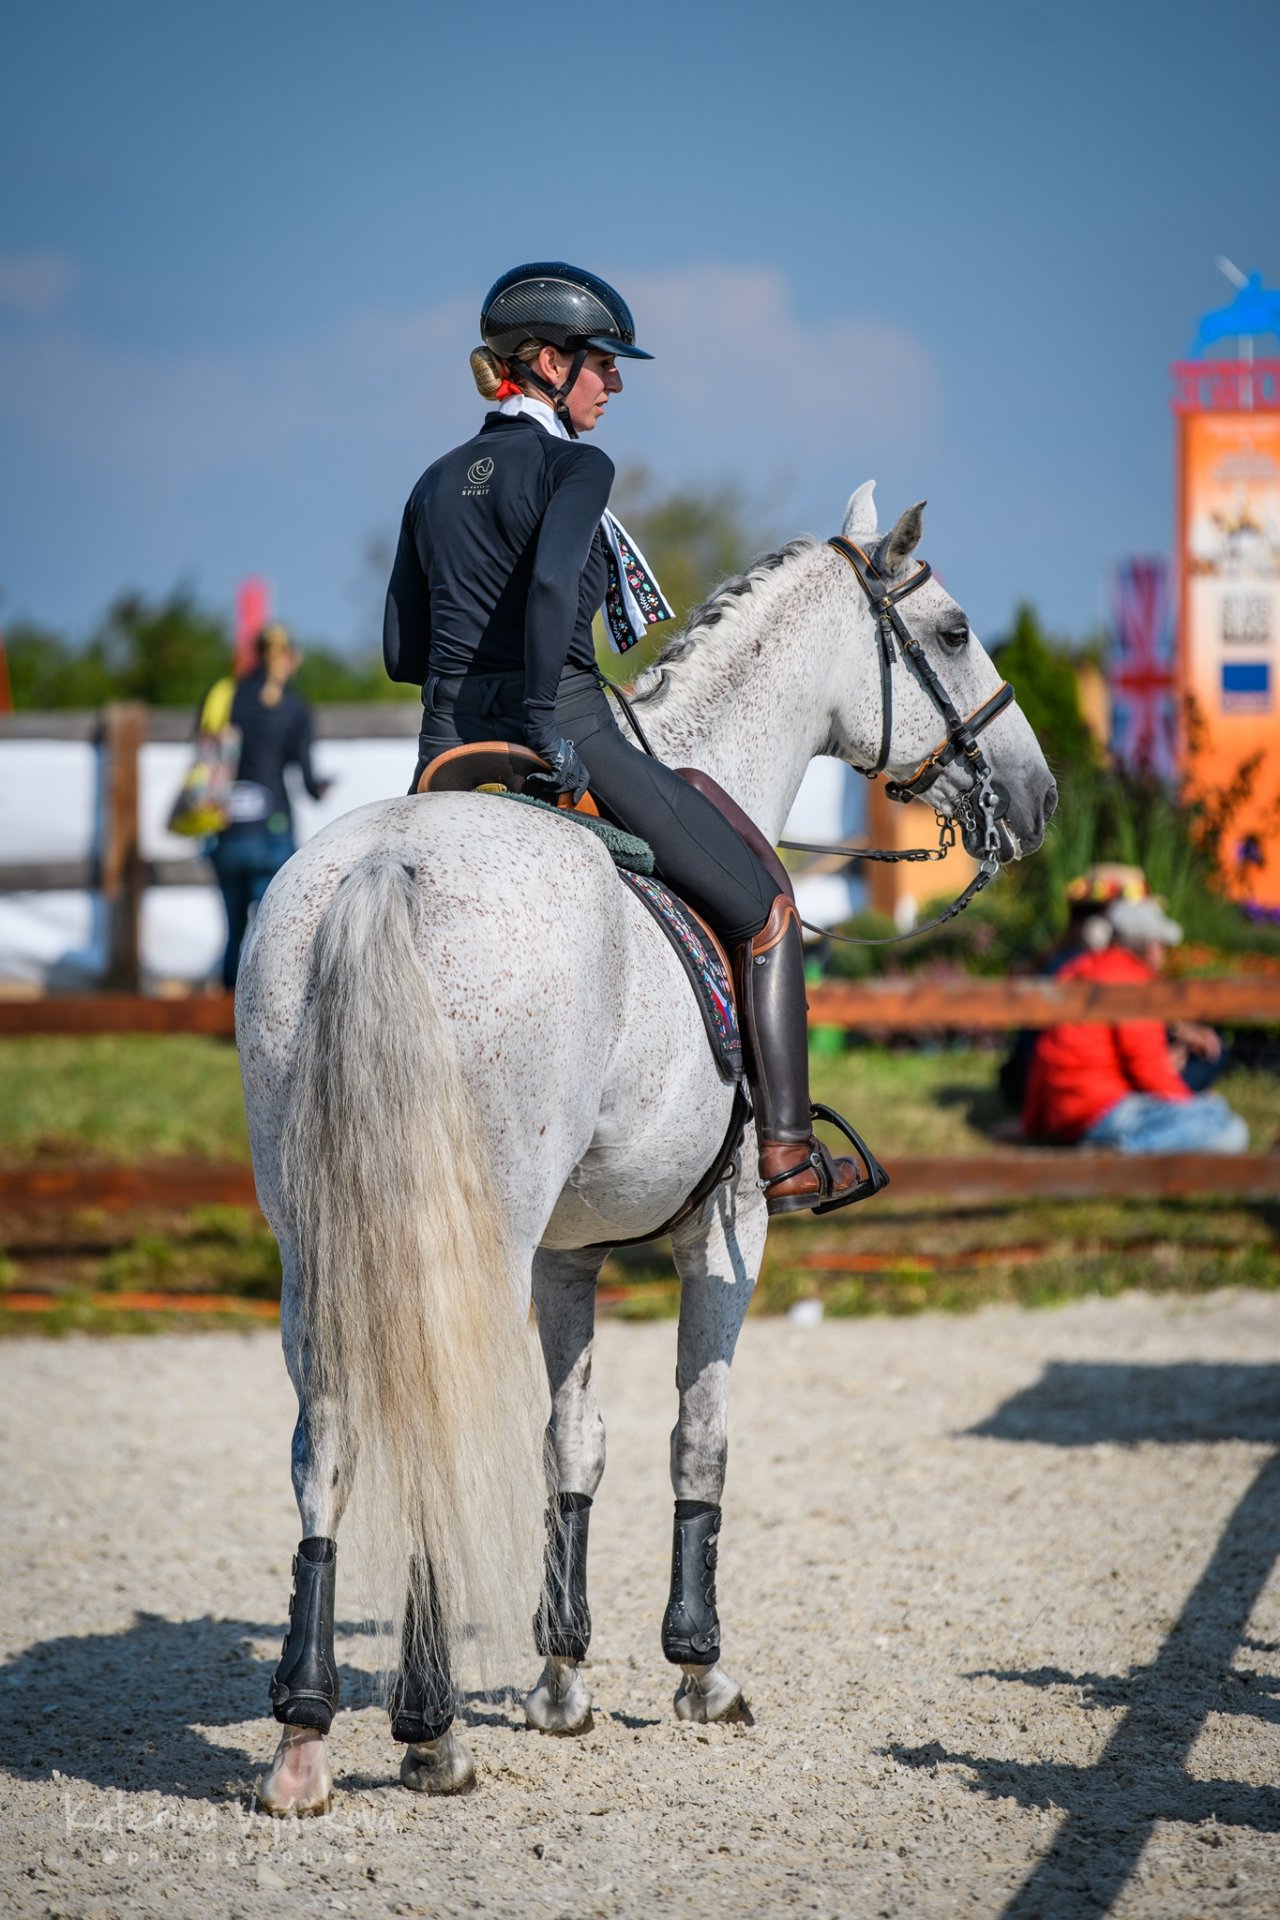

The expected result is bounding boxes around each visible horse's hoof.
[400,1727,476,1795]
[257,1724,334,1817]
[674,1663,754,1726]
[525,1656,594,1736]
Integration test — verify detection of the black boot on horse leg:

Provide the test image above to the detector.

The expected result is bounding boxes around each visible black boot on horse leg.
[737,895,889,1216]
[662,1501,753,1723]
[270,1537,340,1731]
[258,1536,339,1817]
[526,1492,594,1735]
[392,1556,476,1794]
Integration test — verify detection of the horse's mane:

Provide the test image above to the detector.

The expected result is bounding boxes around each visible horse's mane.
[630,538,816,705]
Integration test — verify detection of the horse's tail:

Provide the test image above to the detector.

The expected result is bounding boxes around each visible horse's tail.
[279,854,546,1681]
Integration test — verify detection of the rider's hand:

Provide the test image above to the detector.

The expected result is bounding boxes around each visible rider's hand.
[524,736,589,805]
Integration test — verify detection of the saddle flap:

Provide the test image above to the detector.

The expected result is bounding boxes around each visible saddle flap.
[674,767,794,902]
[416,740,599,816]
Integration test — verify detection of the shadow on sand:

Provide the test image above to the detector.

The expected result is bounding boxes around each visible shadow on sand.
[891,1360,1280,1918]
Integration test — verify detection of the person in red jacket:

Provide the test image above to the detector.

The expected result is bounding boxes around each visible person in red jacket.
[1022,895,1248,1153]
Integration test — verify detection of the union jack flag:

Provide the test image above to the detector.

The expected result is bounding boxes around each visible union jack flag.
[1110,558,1178,780]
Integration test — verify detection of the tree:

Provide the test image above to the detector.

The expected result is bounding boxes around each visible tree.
[993,603,1099,774]
[93,590,230,708]
[597,467,775,677]
[4,621,115,709]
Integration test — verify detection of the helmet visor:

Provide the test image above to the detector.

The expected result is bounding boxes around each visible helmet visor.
[583,333,653,360]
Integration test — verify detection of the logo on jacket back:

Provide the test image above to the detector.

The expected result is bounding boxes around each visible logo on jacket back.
[463,456,494,496]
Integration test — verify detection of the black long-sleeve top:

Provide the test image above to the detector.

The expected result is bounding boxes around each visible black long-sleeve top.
[382,411,612,736]
[224,670,324,831]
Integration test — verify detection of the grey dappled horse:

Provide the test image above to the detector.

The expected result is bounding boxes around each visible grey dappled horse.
[238,484,1056,1813]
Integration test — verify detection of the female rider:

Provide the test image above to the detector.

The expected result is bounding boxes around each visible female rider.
[383,262,879,1216]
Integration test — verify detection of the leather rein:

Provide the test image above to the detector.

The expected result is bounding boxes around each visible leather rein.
[606,532,1019,948]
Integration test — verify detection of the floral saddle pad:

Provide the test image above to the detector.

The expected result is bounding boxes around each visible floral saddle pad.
[614,869,743,1086]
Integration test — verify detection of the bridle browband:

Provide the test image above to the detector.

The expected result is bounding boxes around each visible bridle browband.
[604,531,1022,947]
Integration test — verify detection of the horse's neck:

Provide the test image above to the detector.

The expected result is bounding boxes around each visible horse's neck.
[638,547,840,843]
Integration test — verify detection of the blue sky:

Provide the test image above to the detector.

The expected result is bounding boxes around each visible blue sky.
[2,0,1277,656]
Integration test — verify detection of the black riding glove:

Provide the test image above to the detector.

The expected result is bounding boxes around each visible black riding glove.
[524,734,589,805]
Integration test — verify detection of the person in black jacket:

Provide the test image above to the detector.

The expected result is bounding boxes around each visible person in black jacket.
[382,262,881,1216]
[208,623,331,989]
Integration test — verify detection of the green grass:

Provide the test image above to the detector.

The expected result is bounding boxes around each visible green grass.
[0,1035,250,1164]
[4,1035,1276,1165]
[1,1034,1277,1328]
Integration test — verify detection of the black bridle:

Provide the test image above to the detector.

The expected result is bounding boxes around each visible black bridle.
[825,536,1015,800]
[773,537,1017,945]
[605,531,1022,946]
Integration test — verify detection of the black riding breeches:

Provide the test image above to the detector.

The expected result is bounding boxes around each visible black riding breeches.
[412,667,777,946]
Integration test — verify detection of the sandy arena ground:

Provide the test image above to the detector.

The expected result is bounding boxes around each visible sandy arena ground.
[2,1292,1279,1919]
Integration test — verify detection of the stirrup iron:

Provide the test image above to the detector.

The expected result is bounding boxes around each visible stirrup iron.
[757,1103,890,1214]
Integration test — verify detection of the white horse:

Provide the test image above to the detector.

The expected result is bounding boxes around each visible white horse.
[239,484,1056,1814]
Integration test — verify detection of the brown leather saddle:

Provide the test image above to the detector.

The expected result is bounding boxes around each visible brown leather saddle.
[417,741,599,817]
[416,740,793,909]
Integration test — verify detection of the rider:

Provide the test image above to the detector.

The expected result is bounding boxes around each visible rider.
[383,262,881,1215]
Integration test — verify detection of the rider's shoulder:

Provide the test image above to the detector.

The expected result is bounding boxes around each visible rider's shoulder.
[544,437,614,487]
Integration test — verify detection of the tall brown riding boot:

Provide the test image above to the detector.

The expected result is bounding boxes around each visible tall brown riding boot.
[736,896,889,1216]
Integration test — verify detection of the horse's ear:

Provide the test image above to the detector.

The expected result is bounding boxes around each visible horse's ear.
[841,481,878,540]
[882,500,926,573]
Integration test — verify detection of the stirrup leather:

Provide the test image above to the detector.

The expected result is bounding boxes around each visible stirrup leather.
[757,1102,890,1214]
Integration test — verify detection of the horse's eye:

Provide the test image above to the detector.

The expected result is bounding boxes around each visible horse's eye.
[939,621,969,652]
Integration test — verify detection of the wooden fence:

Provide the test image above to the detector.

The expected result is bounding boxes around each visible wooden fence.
[0,977,1277,1214]
[2,976,1279,1038]
[0,701,419,989]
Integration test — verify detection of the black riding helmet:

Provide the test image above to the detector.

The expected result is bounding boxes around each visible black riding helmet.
[480,262,652,433]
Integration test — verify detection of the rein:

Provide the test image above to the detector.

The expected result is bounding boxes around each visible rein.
[603,532,1017,948]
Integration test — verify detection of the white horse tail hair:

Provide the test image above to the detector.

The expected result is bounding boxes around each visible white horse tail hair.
[279,854,547,1686]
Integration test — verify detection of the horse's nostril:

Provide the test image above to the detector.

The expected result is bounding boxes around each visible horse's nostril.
[1043,783,1059,823]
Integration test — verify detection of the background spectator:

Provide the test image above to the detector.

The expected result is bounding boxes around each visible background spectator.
[207,624,331,989]
[1021,894,1248,1154]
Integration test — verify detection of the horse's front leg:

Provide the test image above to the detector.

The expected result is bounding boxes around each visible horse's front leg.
[525,1246,607,1735]
[665,1180,766,1725]
[258,1255,353,1817]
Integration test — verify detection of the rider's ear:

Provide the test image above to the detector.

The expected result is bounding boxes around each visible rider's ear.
[841,480,878,540]
[881,500,926,574]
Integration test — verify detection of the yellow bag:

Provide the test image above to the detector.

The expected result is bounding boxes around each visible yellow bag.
[167,678,241,837]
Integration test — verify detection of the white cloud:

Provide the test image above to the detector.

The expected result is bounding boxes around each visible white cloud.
[0,248,78,317]
[623,263,938,458]
[0,264,935,498]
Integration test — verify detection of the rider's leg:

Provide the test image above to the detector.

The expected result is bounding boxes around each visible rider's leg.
[735,893,887,1214]
[525,1246,607,1734]
[662,1184,766,1722]
[557,675,884,1216]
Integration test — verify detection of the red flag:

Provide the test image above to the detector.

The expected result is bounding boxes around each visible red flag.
[234,577,271,677]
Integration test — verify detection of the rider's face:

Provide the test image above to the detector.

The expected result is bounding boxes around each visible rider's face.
[535,345,622,433]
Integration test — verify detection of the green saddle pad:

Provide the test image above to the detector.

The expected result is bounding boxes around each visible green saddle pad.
[494,790,654,874]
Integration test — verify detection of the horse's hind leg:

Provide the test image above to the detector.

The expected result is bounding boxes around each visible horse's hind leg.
[665,1186,766,1725]
[392,1557,476,1794]
[525,1247,607,1736]
[259,1252,354,1816]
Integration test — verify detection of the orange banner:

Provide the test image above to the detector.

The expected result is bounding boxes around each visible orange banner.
[1180,408,1280,907]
